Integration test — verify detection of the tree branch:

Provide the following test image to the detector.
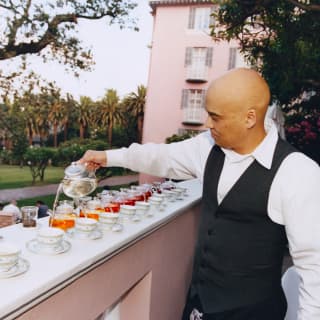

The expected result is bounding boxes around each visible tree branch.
[0,13,77,60]
[7,0,32,47]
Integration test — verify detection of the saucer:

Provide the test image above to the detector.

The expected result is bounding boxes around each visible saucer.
[0,258,29,279]
[66,228,103,240]
[26,239,71,255]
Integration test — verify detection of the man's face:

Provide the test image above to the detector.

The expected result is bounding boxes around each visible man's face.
[205,89,248,151]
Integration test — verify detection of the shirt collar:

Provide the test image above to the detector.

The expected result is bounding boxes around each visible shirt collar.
[221,120,279,169]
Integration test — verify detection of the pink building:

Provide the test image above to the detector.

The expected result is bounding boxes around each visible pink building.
[143,0,247,144]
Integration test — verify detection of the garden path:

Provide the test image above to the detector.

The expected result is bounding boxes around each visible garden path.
[0,174,139,202]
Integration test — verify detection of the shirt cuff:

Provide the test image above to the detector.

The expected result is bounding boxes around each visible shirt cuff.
[106,148,127,167]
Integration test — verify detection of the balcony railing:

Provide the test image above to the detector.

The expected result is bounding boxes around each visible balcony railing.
[186,65,209,83]
[182,107,206,125]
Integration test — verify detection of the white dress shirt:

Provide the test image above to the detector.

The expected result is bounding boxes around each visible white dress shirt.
[2,203,21,221]
[107,121,320,319]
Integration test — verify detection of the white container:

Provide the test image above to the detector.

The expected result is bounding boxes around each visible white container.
[0,243,20,272]
[162,190,177,202]
[135,201,150,216]
[75,218,97,233]
[120,205,136,216]
[37,227,64,247]
[99,213,119,224]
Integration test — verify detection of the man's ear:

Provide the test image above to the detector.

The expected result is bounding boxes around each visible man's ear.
[246,109,257,128]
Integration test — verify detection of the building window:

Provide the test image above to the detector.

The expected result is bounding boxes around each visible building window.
[188,7,214,30]
[185,47,213,82]
[181,89,206,124]
[228,47,237,70]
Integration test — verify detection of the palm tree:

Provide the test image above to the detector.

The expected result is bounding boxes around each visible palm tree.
[98,89,121,146]
[122,85,146,143]
[48,100,64,148]
[77,96,94,140]
[62,94,77,142]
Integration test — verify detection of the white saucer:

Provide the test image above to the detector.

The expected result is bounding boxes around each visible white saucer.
[0,258,29,279]
[26,239,71,255]
[66,228,103,240]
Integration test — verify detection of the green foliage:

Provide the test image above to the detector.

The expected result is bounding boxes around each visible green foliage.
[165,133,194,144]
[11,134,29,166]
[211,1,320,106]
[52,138,109,166]
[285,96,320,164]
[0,149,13,165]
[211,0,320,160]
[24,147,57,184]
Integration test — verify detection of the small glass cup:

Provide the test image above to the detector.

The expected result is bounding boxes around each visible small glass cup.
[21,206,38,228]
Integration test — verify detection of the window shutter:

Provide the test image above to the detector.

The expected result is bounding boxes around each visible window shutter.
[188,7,196,29]
[205,47,213,66]
[228,47,237,69]
[185,47,193,66]
[209,6,215,26]
[181,89,189,109]
[201,90,206,108]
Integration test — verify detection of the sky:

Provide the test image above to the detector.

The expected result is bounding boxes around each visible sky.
[2,1,153,100]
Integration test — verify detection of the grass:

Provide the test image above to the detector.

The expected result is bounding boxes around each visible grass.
[0,165,64,190]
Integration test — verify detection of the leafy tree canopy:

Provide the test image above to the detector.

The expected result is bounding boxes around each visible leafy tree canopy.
[211,0,320,107]
[0,0,137,97]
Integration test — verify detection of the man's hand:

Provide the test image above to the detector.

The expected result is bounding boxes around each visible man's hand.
[78,150,107,170]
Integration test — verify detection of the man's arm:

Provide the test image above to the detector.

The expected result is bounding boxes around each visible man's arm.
[79,131,214,181]
[280,153,320,319]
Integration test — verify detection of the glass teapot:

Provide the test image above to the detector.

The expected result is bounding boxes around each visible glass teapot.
[62,162,97,199]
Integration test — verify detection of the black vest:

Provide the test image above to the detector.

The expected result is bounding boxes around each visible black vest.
[190,138,297,313]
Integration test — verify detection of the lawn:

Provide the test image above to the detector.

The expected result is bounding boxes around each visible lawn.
[0,165,64,190]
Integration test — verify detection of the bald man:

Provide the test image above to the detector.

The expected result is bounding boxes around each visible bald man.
[79,68,320,320]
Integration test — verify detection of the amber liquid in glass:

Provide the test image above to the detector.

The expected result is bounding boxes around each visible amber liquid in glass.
[49,214,76,231]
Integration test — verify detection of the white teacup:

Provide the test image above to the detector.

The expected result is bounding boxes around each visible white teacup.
[135,201,150,216]
[99,213,120,230]
[171,188,185,200]
[148,196,162,207]
[99,212,119,224]
[0,243,20,272]
[75,218,97,233]
[37,227,64,247]
[120,205,136,216]
[162,189,177,202]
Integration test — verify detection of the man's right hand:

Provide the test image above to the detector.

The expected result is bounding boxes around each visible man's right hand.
[78,150,107,171]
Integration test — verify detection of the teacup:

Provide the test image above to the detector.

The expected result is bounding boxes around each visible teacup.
[99,212,120,230]
[0,243,20,272]
[148,196,162,207]
[120,205,136,216]
[75,218,97,233]
[99,212,119,224]
[37,227,64,247]
[135,201,150,217]
[162,189,177,202]
[171,188,185,200]
[120,205,138,222]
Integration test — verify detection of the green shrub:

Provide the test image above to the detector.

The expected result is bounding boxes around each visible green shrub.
[24,147,57,184]
[165,132,194,144]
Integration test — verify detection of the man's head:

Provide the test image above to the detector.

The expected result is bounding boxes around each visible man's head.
[36,200,44,207]
[205,68,270,154]
[10,200,17,206]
